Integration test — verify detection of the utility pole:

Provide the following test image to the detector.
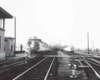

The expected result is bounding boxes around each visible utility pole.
[87,32,89,54]
[14,16,16,56]
[60,39,61,51]
[92,41,94,52]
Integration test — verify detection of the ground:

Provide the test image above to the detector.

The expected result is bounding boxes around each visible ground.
[57,51,87,80]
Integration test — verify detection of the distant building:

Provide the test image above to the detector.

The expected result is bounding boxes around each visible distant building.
[0,7,13,60]
[4,37,15,56]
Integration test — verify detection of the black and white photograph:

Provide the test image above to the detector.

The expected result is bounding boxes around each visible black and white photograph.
[0,0,100,80]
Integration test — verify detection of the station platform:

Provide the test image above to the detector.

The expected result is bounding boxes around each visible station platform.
[57,51,87,80]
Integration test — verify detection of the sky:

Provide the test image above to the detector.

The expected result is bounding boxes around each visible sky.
[0,0,100,49]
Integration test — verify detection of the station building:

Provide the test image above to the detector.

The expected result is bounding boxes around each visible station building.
[0,7,13,60]
[4,37,15,56]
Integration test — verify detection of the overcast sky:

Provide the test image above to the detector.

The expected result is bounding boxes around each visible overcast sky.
[0,0,100,49]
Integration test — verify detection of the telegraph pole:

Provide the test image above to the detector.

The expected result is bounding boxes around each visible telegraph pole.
[87,32,89,54]
[92,41,94,52]
[60,39,61,51]
[14,16,16,56]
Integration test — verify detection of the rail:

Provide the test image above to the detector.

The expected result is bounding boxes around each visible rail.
[13,57,47,80]
[13,52,57,80]
[44,56,56,80]
[80,55,100,78]
[85,58,100,66]
[0,57,25,65]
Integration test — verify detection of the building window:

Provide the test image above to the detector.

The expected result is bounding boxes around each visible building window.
[0,36,1,48]
[11,45,13,51]
[0,19,3,28]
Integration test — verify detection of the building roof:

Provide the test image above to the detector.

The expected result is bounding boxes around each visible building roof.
[0,7,13,18]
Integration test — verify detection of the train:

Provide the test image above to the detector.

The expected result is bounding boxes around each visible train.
[25,37,53,58]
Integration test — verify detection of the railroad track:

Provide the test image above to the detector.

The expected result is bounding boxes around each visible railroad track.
[0,57,26,69]
[0,51,58,80]
[0,57,37,73]
[79,54,100,79]
[0,51,56,71]
[13,55,57,80]
[85,57,100,66]
[0,57,25,64]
